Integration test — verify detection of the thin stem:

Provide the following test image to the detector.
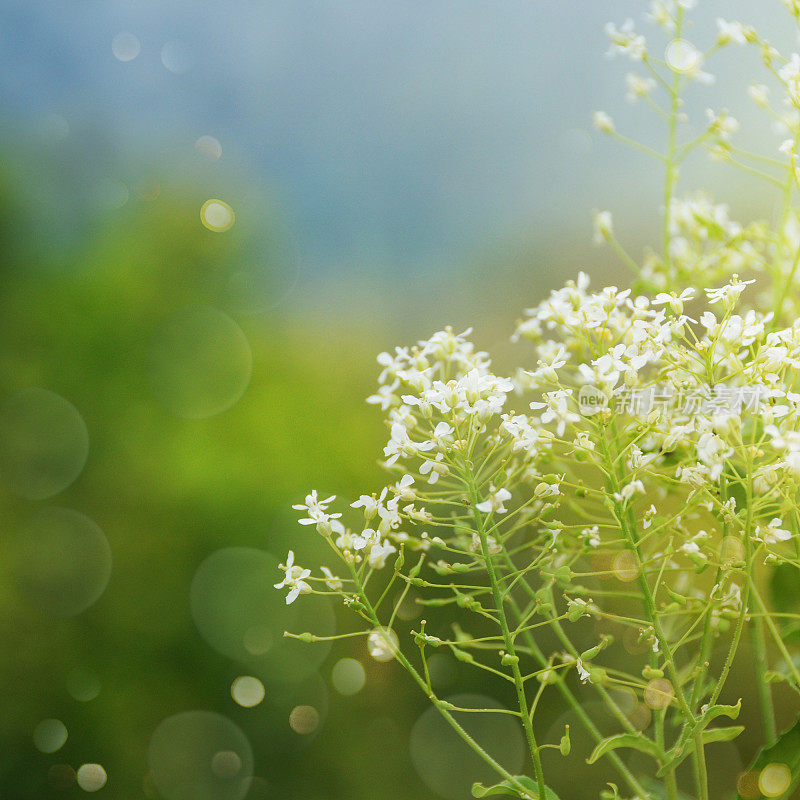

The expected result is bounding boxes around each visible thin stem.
[465,470,548,800]
[751,598,777,745]
[345,560,534,798]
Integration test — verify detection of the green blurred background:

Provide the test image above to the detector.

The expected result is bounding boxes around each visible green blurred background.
[2,1,799,799]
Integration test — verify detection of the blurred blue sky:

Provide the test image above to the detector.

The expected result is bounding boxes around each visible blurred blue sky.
[0,1,794,297]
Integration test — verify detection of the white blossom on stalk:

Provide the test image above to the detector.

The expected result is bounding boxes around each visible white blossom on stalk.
[592,111,615,133]
[320,566,343,590]
[625,73,656,102]
[274,551,312,605]
[757,518,792,544]
[476,486,512,515]
[593,210,614,244]
[292,491,344,536]
[605,19,646,60]
[716,19,752,46]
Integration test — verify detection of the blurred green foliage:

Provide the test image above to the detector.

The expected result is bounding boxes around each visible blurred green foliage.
[0,164,447,800]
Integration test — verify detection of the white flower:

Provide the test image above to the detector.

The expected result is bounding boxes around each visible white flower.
[529,343,569,382]
[576,659,592,684]
[533,390,579,436]
[292,490,335,521]
[605,19,646,61]
[470,531,502,554]
[274,551,312,605]
[716,19,751,46]
[696,432,733,481]
[376,347,411,383]
[394,474,416,500]
[292,491,344,536]
[704,277,755,308]
[779,53,800,105]
[593,210,614,244]
[592,111,615,133]
[367,540,397,569]
[748,83,770,107]
[654,288,695,315]
[759,518,792,544]
[476,486,512,515]
[581,526,601,547]
[706,109,739,142]
[625,73,656,102]
[384,422,435,465]
[366,382,399,411]
[320,566,343,590]
[419,453,449,484]
[351,488,388,521]
[613,479,645,504]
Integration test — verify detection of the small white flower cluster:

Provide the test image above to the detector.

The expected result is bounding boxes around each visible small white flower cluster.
[277,5,800,798]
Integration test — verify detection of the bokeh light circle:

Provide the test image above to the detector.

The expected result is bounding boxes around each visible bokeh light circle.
[288,705,319,735]
[16,507,112,617]
[112,32,140,62]
[149,306,252,419]
[147,711,253,800]
[201,200,235,233]
[261,672,329,752]
[666,39,699,72]
[759,763,792,797]
[161,41,193,74]
[77,764,107,792]
[644,678,674,710]
[410,694,525,800]
[331,658,365,695]
[0,387,89,500]
[189,547,335,683]
[33,719,68,753]
[195,136,222,161]
[231,676,265,708]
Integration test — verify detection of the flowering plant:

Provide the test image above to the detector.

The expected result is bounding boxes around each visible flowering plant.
[277,3,800,798]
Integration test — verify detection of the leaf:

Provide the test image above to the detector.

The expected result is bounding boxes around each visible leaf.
[700,725,745,745]
[694,699,741,730]
[471,776,561,799]
[657,723,745,776]
[586,733,665,765]
[735,717,800,800]
[656,700,743,777]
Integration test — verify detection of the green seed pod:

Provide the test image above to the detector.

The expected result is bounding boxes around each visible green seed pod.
[560,725,571,756]
[450,646,475,664]
[588,666,608,685]
[642,665,664,680]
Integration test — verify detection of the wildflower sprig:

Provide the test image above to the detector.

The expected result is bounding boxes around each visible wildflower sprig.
[277,3,800,799]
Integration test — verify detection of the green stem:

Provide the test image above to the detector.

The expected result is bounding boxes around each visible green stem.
[346,561,534,798]
[751,605,777,745]
[500,570,650,799]
[466,475,548,800]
